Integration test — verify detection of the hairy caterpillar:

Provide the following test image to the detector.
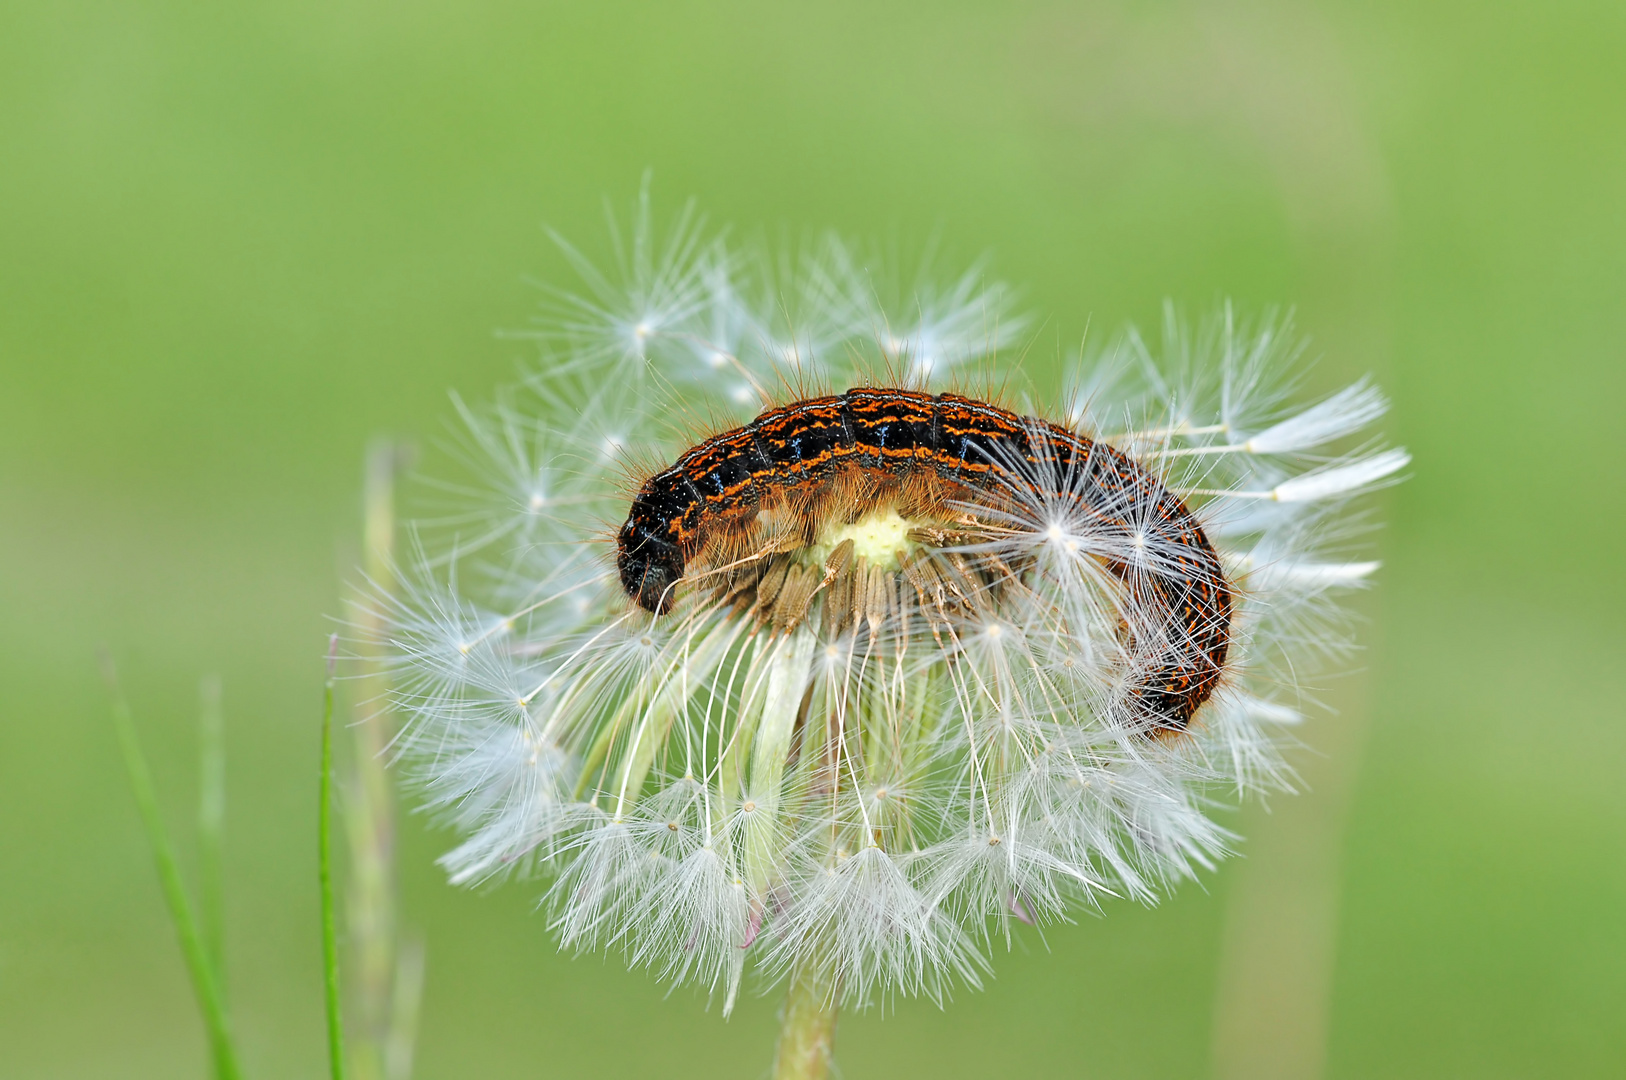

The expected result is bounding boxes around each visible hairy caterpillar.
[616,387,1233,731]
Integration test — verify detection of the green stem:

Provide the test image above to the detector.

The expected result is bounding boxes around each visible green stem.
[771,956,839,1080]
[103,658,241,1080]
[321,635,349,1080]
[198,674,227,998]
[346,438,414,1080]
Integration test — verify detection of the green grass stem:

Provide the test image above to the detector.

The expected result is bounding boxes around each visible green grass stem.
[346,438,423,1080]
[198,674,228,997]
[103,655,241,1080]
[321,634,349,1080]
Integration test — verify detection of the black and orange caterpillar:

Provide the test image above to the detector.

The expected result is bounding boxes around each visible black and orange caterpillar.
[617,388,1232,729]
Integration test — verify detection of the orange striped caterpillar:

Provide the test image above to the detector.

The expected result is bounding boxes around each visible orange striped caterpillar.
[617,387,1233,732]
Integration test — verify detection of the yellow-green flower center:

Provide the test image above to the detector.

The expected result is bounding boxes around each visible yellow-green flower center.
[804,507,922,571]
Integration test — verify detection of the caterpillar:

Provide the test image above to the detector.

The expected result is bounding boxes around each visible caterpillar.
[616,387,1233,731]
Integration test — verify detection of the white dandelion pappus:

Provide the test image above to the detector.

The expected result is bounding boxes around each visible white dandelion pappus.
[382,193,1404,1022]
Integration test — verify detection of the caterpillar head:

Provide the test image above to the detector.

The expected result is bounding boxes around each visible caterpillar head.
[616,524,684,614]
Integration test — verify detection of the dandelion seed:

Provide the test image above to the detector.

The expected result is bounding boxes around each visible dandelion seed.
[1270,448,1411,502]
[380,195,1403,1067]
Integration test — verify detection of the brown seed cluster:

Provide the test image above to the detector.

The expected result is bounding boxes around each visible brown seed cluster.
[705,525,1029,641]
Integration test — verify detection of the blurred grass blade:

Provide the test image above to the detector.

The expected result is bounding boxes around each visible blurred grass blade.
[102,654,241,1080]
[346,438,422,1080]
[321,634,348,1080]
[198,674,227,996]
[385,937,426,1080]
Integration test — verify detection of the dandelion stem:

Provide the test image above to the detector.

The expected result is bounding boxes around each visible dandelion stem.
[102,656,241,1080]
[772,955,839,1080]
[320,634,349,1080]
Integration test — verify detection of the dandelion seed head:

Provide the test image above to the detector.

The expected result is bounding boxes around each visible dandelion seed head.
[381,194,1403,1011]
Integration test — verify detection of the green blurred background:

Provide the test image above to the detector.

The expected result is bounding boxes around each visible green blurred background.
[3,1,1622,1076]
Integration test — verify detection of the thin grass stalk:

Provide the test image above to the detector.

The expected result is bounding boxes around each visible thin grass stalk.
[344,438,421,1080]
[198,674,227,996]
[321,634,349,1080]
[384,938,426,1080]
[103,656,241,1080]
